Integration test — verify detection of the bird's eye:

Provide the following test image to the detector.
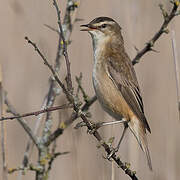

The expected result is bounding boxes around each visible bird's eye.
[101,24,107,28]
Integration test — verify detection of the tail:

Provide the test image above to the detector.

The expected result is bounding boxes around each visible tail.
[128,116,152,170]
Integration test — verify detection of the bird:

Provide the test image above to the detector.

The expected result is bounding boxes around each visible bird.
[80,16,152,170]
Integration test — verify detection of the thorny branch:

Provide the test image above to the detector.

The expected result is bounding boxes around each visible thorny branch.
[79,113,138,180]
[132,0,180,65]
[0,104,71,121]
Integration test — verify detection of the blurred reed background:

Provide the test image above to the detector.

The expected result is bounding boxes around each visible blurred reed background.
[0,0,180,179]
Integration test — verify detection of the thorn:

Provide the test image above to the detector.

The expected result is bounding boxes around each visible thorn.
[146,40,154,48]
[107,136,115,145]
[163,28,169,34]
[159,3,169,19]
[102,154,113,161]
[150,48,160,53]
[125,162,131,169]
[85,112,92,118]
[44,24,59,34]
[96,143,101,149]
[133,45,139,53]
[57,151,70,156]
[116,156,121,161]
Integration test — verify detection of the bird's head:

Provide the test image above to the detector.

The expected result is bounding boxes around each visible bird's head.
[81,17,123,50]
[81,17,122,41]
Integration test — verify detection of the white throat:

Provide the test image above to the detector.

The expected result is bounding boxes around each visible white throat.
[89,30,109,64]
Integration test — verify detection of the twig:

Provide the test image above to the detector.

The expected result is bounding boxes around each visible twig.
[54,0,80,71]
[37,2,80,178]
[76,73,89,103]
[53,0,73,92]
[25,36,74,104]
[0,80,8,180]
[4,97,39,149]
[42,0,80,137]
[8,164,43,174]
[47,151,69,172]
[45,127,64,146]
[0,104,71,121]
[44,24,59,34]
[132,1,180,65]
[0,94,96,124]
[81,95,97,112]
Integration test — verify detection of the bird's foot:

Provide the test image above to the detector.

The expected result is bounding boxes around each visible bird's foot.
[74,121,103,134]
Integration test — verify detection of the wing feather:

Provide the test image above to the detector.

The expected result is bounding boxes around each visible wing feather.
[107,58,151,133]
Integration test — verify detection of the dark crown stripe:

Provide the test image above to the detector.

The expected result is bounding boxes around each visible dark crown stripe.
[90,17,115,24]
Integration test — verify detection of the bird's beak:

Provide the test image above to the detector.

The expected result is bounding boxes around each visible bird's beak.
[80,24,97,31]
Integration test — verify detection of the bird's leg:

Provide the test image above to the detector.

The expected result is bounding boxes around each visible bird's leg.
[87,119,126,134]
[107,123,128,159]
[97,118,126,127]
[74,119,126,134]
[116,122,128,150]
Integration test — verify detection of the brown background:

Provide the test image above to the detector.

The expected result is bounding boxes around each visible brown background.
[0,0,180,180]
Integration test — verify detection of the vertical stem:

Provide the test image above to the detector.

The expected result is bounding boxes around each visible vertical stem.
[171,30,180,119]
[0,89,8,180]
[35,147,48,180]
[0,64,8,180]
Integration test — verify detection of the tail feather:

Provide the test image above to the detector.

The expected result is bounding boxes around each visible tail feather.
[128,116,152,170]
